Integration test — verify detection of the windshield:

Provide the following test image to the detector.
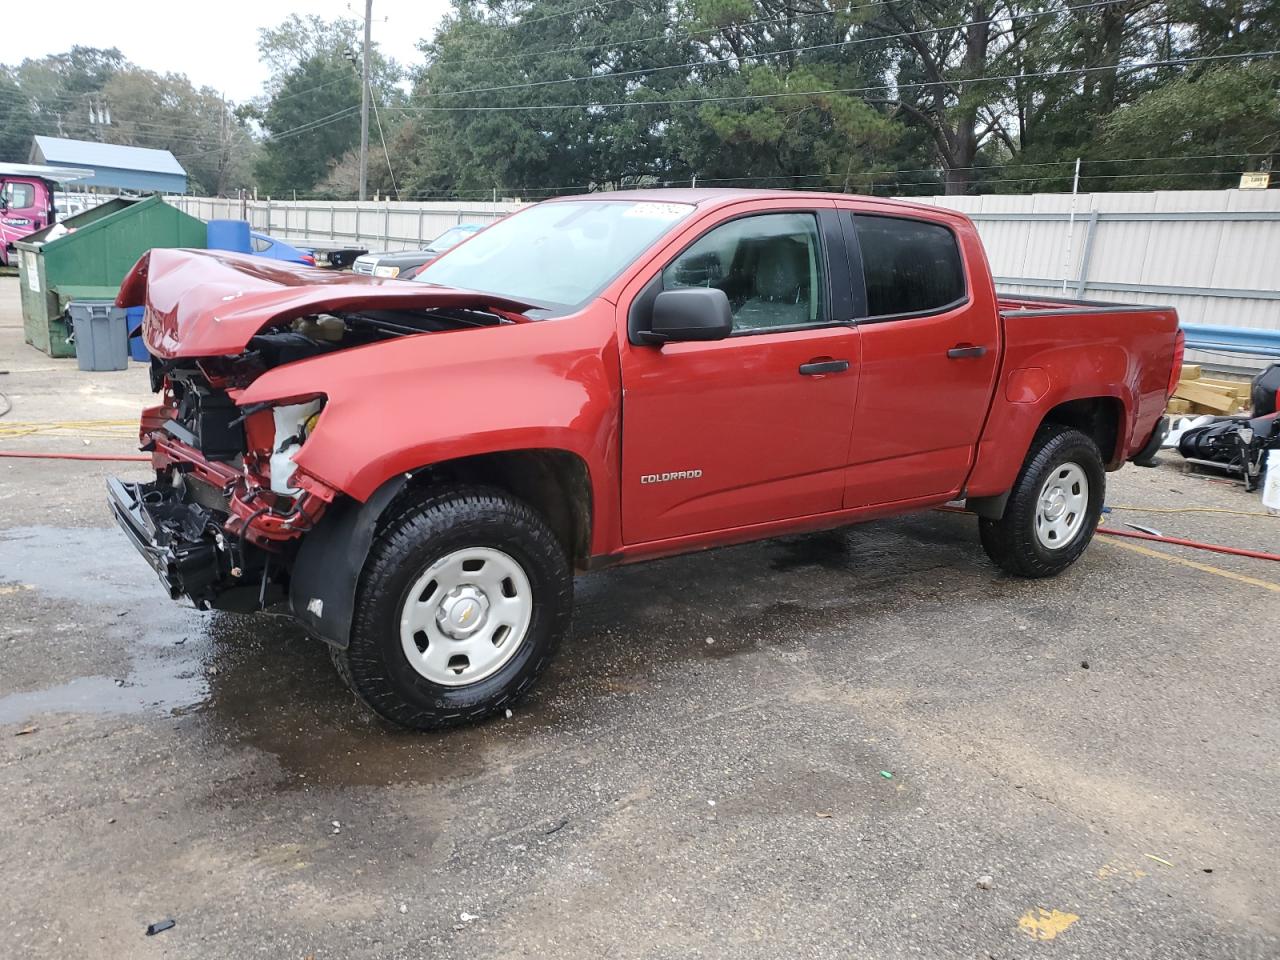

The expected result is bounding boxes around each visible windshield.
[426,224,481,253]
[414,199,694,310]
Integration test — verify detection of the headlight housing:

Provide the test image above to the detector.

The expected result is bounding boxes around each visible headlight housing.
[261,397,324,496]
[373,264,401,278]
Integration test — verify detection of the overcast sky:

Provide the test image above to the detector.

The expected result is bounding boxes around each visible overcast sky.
[10,0,452,102]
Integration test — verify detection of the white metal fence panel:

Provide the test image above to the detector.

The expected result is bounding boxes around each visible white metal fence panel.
[167,196,527,251]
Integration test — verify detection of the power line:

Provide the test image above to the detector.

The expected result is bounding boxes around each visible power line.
[390,48,1280,112]
[173,106,359,160]
[368,81,400,200]
[367,152,1270,200]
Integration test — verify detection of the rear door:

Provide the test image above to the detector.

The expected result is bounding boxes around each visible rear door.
[839,209,1001,507]
[619,202,861,544]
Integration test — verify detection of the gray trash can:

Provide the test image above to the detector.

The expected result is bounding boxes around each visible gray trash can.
[68,301,129,372]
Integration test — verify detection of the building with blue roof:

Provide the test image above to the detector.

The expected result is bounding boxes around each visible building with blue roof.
[28,136,187,194]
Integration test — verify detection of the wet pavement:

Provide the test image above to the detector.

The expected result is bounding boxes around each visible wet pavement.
[2,276,1280,958]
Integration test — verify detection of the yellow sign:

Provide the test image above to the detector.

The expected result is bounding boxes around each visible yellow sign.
[1239,172,1270,190]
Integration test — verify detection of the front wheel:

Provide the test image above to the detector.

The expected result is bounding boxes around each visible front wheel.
[332,486,572,730]
[979,425,1106,578]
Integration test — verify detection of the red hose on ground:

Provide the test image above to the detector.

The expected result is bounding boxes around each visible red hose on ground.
[935,505,1280,564]
[0,451,150,462]
[1092,525,1280,563]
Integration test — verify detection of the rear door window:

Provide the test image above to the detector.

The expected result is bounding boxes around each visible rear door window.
[853,215,965,319]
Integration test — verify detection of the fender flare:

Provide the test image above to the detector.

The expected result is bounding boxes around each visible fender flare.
[288,474,408,648]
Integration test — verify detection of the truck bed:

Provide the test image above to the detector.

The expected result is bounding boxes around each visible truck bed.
[997,292,1176,316]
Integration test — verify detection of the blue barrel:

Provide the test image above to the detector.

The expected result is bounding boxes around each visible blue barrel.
[126,306,149,362]
[206,219,252,253]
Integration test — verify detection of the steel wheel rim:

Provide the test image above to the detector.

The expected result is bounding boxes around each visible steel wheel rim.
[398,547,534,687]
[1034,461,1090,550]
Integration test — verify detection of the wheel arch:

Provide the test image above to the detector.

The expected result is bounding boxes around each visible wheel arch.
[289,447,593,649]
[966,393,1125,520]
[395,448,593,567]
[1039,395,1126,468]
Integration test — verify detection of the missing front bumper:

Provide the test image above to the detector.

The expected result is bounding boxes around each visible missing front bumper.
[107,476,231,607]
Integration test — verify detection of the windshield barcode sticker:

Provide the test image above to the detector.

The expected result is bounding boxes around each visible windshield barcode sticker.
[624,202,692,220]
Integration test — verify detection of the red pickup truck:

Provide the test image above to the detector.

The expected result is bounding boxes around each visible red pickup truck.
[110,190,1182,729]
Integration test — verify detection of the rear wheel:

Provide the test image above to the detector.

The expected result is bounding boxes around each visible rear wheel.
[979,425,1105,578]
[332,486,572,730]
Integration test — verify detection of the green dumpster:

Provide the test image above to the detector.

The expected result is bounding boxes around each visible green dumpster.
[16,196,206,358]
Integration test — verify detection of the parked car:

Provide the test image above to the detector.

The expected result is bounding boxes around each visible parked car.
[110,190,1183,730]
[307,244,368,270]
[250,231,315,265]
[352,223,485,278]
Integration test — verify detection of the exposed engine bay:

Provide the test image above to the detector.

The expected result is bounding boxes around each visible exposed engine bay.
[113,303,521,612]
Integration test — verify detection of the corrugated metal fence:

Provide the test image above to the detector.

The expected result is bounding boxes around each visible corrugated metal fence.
[172,189,1280,371]
[168,196,525,252]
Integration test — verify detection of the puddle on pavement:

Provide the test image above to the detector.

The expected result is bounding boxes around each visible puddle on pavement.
[0,518,970,787]
[0,526,210,725]
[0,659,206,725]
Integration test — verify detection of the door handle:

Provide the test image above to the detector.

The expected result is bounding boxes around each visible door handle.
[799,359,850,376]
[947,345,988,359]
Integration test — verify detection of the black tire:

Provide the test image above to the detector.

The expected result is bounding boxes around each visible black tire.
[978,424,1106,578]
[332,485,572,730]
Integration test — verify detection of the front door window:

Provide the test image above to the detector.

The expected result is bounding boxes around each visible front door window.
[662,213,827,332]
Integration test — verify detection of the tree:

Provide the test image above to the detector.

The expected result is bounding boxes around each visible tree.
[1098,62,1280,189]
[859,1,1034,194]
[15,46,125,142]
[255,54,363,196]
[669,0,903,191]
[100,67,258,195]
[252,14,404,197]
[403,0,698,198]
[0,70,37,162]
[258,14,366,94]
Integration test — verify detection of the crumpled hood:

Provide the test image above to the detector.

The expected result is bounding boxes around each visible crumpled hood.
[116,248,536,359]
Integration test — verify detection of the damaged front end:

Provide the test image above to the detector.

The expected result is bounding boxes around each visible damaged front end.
[108,248,534,614]
[108,475,262,611]
[108,382,340,611]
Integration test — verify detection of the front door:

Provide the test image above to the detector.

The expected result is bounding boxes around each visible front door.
[0,179,45,254]
[620,207,861,544]
[840,211,1001,507]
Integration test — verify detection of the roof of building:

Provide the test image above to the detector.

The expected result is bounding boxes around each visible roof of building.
[0,162,94,184]
[31,136,186,176]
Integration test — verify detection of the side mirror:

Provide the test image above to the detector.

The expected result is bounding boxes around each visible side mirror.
[639,287,732,345]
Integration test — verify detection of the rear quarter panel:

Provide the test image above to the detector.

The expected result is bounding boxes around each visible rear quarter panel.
[966,304,1179,497]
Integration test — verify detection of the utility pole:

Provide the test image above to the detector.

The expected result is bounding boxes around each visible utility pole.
[219,91,228,196]
[358,0,373,201]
